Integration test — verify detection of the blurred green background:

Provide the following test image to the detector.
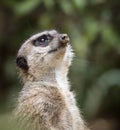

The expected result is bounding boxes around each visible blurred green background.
[0,0,120,129]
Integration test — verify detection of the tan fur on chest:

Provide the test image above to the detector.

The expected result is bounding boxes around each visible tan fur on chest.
[15,84,73,130]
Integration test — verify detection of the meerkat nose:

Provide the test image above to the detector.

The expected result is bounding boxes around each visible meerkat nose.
[59,34,70,45]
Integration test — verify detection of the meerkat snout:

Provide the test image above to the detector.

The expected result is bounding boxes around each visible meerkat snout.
[48,33,70,53]
[59,34,70,45]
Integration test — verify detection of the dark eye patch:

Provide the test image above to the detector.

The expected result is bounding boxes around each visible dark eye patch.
[33,34,53,47]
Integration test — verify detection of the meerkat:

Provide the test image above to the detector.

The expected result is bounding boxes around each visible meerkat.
[15,30,88,130]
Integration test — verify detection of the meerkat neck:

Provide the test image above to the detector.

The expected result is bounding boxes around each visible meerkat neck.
[55,65,70,91]
[23,65,70,91]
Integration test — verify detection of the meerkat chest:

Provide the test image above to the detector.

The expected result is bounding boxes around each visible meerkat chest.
[62,90,77,112]
[15,85,75,129]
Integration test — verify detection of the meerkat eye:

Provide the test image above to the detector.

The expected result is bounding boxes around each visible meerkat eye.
[33,34,53,47]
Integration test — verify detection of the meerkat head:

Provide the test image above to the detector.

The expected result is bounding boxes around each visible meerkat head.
[16,30,74,81]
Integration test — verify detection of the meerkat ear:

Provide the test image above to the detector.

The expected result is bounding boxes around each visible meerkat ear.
[16,56,29,71]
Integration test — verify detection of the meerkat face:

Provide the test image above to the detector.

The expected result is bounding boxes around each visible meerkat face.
[16,30,73,76]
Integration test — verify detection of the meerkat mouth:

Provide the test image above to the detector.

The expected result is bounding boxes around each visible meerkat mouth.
[48,44,67,53]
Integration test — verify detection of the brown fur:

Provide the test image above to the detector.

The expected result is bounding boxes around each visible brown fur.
[15,30,88,130]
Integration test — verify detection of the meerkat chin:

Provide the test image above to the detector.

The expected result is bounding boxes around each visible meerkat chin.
[15,30,88,130]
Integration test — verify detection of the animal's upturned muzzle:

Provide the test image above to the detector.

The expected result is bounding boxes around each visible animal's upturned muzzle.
[59,34,70,45]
